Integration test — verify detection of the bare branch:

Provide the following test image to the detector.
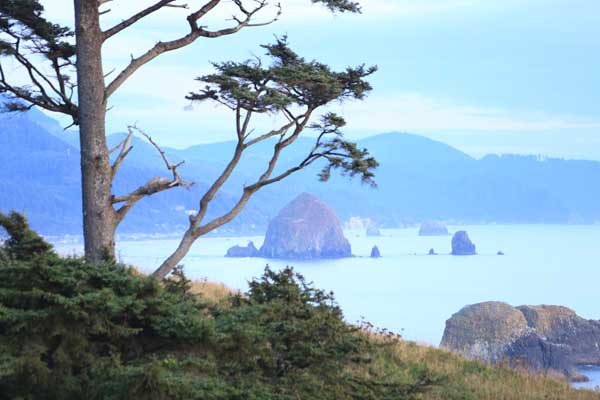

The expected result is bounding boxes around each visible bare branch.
[105,0,279,98]
[110,126,192,222]
[134,126,192,190]
[103,0,181,40]
[110,127,134,178]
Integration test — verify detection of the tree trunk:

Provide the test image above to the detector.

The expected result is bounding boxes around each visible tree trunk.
[153,231,197,280]
[74,0,116,263]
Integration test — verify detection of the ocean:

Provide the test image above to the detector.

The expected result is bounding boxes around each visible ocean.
[54,224,600,389]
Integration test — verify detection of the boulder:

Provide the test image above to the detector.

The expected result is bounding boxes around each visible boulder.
[441,302,600,381]
[370,246,381,258]
[451,231,476,255]
[517,305,600,366]
[366,225,381,237]
[418,220,449,236]
[225,241,259,258]
[441,302,531,363]
[258,193,352,259]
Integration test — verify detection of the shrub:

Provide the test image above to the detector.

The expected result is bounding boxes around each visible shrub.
[0,214,437,399]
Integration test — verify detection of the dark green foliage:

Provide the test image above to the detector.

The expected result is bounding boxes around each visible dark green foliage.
[313,0,361,13]
[0,0,76,115]
[0,220,439,399]
[0,211,53,261]
[188,37,378,186]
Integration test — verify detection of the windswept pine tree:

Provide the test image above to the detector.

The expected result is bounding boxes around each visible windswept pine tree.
[0,0,376,274]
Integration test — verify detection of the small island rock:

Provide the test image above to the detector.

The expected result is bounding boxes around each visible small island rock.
[258,193,351,259]
[225,241,259,258]
[366,225,381,237]
[418,220,449,236]
[428,248,437,255]
[370,246,381,258]
[441,302,600,381]
[451,231,476,255]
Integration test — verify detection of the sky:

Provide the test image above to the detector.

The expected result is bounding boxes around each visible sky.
[35,1,600,159]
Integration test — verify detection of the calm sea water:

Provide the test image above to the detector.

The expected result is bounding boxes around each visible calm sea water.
[55,225,600,388]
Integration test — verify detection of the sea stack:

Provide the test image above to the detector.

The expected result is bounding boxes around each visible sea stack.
[451,231,476,255]
[418,220,449,236]
[225,241,259,258]
[258,193,352,259]
[370,246,381,258]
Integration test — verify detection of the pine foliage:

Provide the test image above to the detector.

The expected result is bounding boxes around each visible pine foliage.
[0,214,438,399]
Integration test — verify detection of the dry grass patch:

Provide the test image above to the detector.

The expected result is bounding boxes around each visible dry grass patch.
[188,279,236,303]
[389,340,599,400]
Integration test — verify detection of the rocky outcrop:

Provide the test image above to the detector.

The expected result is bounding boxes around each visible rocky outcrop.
[441,302,600,381]
[428,248,437,255]
[258,193,352,259]
[366,225,381,237]
[370,246,381,258]
[418,220,449,236]
[225,241,259,258]
[451,231,476,255]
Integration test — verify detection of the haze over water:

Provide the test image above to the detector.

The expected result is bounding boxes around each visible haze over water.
[56,224,600,345]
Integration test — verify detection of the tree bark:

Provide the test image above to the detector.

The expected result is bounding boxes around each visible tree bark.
[153,230,197,280]
[74,0,116,262]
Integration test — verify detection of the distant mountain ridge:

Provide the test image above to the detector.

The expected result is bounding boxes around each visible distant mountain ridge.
[1,108,599,236]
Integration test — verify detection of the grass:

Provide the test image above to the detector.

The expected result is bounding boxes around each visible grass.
[384,339,599,400]
[188,278,236,303]
[188,281,600,400]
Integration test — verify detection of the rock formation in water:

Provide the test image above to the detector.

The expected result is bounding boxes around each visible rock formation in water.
[441,302,600,381]
[258,193,352,259]
[428,248,437,255]
[497,251,505,256]
[370,246,381,258]
[225,241,259,258]
[366,225,381,237]
[451,231,476,255]
[418,220,449,236]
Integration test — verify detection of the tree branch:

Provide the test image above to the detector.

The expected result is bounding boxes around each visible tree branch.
[110,127,134,178]
[111,126,192,222]
[105,0,279,98]
[102,0,181,40]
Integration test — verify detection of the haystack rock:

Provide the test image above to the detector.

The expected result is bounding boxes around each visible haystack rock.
[225,241,259,258]
[441,302,600,381]
[451,231,476,255]
[258,193,352,259]
[418,220,449,236]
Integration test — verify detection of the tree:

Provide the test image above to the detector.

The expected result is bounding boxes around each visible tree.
[0,0,376,273]
[153,37,377,278]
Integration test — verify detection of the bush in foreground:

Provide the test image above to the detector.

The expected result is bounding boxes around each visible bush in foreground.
[1,213,597,400]
[0,213,436,399]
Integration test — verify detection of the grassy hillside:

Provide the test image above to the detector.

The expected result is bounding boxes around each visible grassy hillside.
[189,277,598,399]
[0,214,597,399]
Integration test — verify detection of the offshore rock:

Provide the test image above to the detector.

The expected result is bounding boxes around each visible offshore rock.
[225,241,259,258]
[418,220,449,236]
[370,246,381,258]
[441,302,600,381]
[451,231,476,255]
[366,225,382,237]
[258,193,351,259]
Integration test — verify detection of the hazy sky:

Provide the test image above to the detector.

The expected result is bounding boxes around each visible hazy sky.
[39,1,600,159]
